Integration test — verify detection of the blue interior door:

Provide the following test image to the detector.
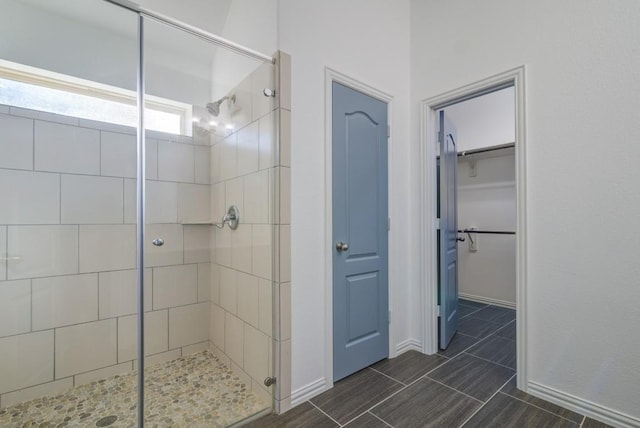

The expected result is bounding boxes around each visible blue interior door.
[332,82,389,382]
[439,110,459,349]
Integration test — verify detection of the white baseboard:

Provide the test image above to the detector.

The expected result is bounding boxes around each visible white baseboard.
[394,339,422,356]
[527,381,640,428]
[291,378,328,407]
[459,292,516,310]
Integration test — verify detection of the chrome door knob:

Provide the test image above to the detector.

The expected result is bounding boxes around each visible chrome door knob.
[336,241,349,252]
[152,238,164,247]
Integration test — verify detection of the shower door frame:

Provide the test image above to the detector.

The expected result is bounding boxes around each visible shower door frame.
[104,1,277,424]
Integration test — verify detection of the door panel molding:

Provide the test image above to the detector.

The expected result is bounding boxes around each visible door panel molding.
[438,111,459,349]
[419,66,528,390]
[325,68,393,390]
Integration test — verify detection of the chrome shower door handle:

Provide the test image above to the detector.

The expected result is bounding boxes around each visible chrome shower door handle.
[152,238,164,247]
[336,241,349,252]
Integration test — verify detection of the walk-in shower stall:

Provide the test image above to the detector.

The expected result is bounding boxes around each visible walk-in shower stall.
[0,0,284,426]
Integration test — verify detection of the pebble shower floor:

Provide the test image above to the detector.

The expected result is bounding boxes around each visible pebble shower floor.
[0,351,267,427]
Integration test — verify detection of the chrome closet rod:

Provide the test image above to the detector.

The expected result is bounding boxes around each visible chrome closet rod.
[457,142,515,157]
[458,229,516,235]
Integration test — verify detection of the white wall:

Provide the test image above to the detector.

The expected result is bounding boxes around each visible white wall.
[211,0,279,101]
[446,90,516,306]
[444,87,515,152]
[137,0,232,35]
[278,0,412,401]
[411,0,640,421]
[457,154,516,306]
[0,0,138,91]
[0,0,218,106]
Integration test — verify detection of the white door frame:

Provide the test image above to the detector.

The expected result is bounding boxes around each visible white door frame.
[419,66,528,391]
[324,67,393,390]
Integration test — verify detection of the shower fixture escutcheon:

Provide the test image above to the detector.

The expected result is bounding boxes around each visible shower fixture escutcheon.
[215,205,240,230]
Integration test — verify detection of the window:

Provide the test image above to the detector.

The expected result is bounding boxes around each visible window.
[0,60,191,135]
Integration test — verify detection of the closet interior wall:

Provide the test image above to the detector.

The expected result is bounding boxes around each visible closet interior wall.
[445,87,516,307]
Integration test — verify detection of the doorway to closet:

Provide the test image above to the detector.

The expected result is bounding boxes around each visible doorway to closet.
[437,86,516,355]
[445,86,516,307]
[420,67,527,391]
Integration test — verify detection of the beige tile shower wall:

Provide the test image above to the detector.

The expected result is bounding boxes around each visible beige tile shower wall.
[0,106,211,408]
[209,58,288,407]
[274,51,292,414]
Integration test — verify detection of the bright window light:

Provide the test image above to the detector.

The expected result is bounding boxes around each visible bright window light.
[0,60,191,135]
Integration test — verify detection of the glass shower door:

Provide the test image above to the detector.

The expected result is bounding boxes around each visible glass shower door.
[0,1,140,425]
[140,15,277,426]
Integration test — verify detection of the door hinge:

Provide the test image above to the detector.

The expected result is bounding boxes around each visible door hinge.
[387,125,390,138]
[387,217,391,231]
[388,310,391,324]
[436,218,440,230]
[436,305,440,317]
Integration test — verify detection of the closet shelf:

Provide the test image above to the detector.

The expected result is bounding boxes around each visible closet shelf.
[457,142,515,158]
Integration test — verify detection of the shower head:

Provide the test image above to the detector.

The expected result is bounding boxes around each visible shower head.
[206,94,235,117]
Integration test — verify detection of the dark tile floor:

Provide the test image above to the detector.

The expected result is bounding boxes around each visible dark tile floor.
[247,300,613,428]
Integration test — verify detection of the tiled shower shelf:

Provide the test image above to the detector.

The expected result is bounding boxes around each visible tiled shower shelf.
[181,221,217,225]
[0,351,268,428]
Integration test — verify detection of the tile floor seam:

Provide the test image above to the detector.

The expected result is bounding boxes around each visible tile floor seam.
[443,323,509,360]
[366,367,407,386]
[459,302,488,309]
[459,308,484,319]
[339,353,468,427]
[459,321,510,338]
[493,320,516,336]
[579,415,586,427]
[307,400,343,427]
[310,367,407,426]
[461,351,516,371]
[403,354,457,386]
[369,411,394,427]
[424,377,485,405]
[497,391,581,425]
[338,369,430,426]
[308,304,517,428]
[457,373,517,427]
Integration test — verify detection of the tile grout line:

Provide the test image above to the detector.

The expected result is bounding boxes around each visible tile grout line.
[367,367,407,387]
[338,356,457,426]
[32,118,35,171]
[426,377,484,405]
[369,411,394,427]
[457,373,517,427]
[440,321,511,361]
[310,305,515,428]
[448,324,516,373]
[29,279,33,332]
[579,415,586,427]
[459,307,484,319]
[499,391,582,425]
[461,351,516,371]
[307,400,343,427]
